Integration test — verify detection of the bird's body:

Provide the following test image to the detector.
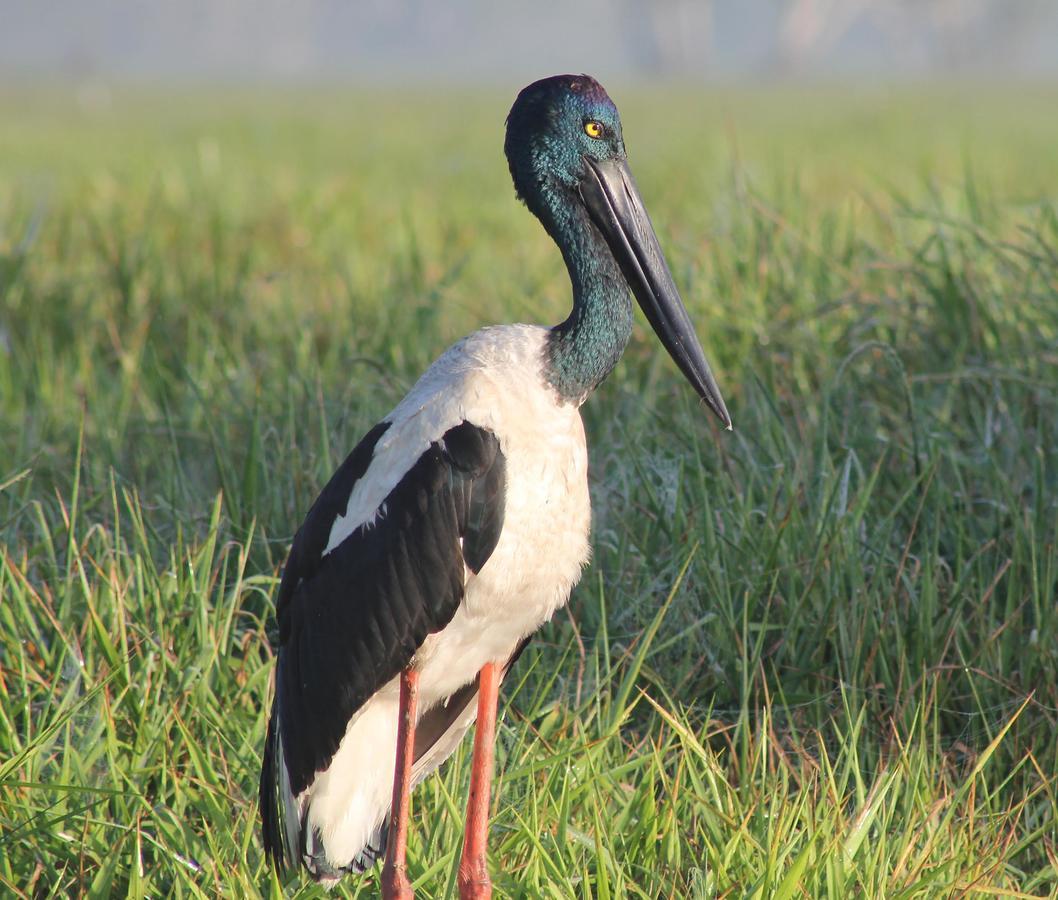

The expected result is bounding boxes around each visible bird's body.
[261,74,730,893]
[275,325,592,875]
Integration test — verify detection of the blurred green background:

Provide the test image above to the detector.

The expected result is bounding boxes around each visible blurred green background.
[1,84,1056,897]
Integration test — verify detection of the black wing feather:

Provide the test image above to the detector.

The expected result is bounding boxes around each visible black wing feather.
[261,419,506,870]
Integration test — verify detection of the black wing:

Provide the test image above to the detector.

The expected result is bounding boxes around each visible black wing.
[260,419,506,870]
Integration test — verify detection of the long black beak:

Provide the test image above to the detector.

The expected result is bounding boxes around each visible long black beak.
[579,156,731,429]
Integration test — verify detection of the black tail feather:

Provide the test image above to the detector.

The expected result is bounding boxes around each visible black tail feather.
[260,695,301,874]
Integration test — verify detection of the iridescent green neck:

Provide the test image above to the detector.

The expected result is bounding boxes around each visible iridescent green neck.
[541,193,633,404]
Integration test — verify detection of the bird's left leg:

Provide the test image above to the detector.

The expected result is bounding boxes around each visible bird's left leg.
[458,661,500,900]
[381,667,420,900]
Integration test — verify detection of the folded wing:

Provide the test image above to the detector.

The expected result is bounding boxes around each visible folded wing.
[260,420,507,872]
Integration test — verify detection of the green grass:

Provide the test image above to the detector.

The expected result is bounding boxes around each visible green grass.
[1,84,1057,898]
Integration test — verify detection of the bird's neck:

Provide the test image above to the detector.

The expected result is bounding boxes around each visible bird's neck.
[541,195,633,405]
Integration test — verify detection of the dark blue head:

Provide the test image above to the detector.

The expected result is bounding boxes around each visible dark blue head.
[505,74,625,213]
[504,74,731,427]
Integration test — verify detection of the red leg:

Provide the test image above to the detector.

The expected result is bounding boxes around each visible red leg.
[382,667,420,900]
[458,661,500,900]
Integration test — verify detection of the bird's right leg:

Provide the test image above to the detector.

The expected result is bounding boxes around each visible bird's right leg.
[381,667,420,900]
[458,661,500,900]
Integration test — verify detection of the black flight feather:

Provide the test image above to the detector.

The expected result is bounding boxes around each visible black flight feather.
[260,419,506,874]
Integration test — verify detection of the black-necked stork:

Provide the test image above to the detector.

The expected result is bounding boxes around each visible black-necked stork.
[260,74,730,898]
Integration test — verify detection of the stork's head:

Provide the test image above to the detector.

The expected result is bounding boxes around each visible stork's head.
[505,74,731,429]
[505,74,625,203]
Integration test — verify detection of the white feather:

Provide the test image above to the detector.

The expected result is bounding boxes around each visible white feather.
[302,324,593,869]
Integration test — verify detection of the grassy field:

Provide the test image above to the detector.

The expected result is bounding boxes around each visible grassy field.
[1,83,1056,898]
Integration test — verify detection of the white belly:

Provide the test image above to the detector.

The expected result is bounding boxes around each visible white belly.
[415,409,591,694]
[302,324,592,868]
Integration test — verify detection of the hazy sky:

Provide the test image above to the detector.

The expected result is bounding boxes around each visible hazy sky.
[2,0,1057,82]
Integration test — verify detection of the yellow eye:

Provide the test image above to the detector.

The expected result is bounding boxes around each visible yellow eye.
[584,120,604,139]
